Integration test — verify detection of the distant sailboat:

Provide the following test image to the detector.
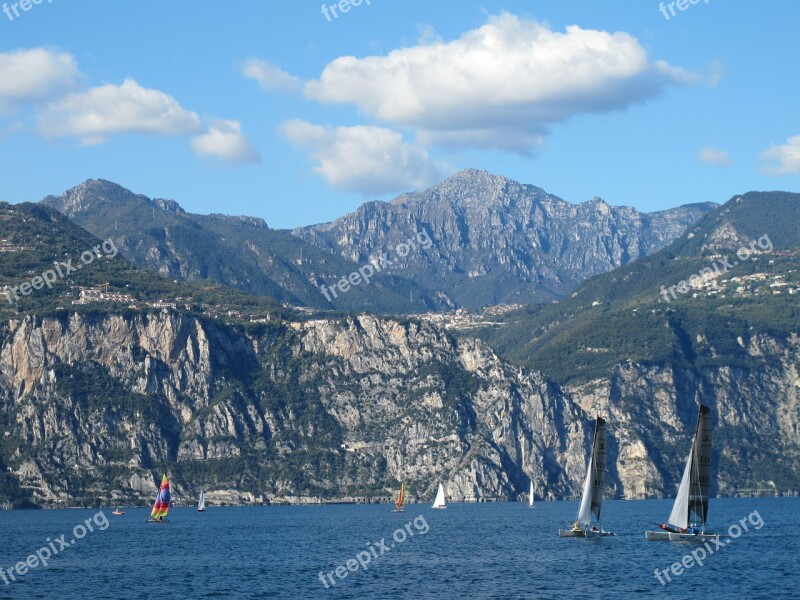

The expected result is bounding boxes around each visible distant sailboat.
[145,475,171,523]
[528,481,535,508]
[393,482,405,513]
[197,488,206,512]
[559,417,613,537]
[432,483,447,509]
[646,405,721,542]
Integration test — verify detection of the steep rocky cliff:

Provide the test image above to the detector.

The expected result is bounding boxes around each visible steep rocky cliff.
[0,311,591,506]
[2,309,795,508]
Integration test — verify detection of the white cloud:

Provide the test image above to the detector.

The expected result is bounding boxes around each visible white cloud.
[37,78,203,145]
[760,135,800,176]
[280,120,441,194]
[305,13,696,152]
[698,147,731,166]
[191,119,260,164]
[242,58,301,93]
[0,48,79,112]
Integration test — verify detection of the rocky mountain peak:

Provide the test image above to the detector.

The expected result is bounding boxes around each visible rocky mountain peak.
[43,179,186,216]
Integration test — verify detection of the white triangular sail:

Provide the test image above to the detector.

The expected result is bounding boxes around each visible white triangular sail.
[528,481,535,507]
[667,405,712,530]
[198,489,205,511]
[432,483,446,508]
[576,417,607,527]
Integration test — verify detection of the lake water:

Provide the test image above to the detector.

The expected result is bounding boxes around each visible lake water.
[0,498,797,599]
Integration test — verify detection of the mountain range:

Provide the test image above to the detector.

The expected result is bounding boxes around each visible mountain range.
[42,170,714,312]
[0,175,796,508]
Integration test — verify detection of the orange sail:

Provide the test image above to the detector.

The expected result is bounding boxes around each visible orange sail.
[394,482,405,512]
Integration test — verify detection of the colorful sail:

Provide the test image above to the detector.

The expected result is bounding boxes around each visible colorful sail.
[151,475,171,519]
[395,482,405,511]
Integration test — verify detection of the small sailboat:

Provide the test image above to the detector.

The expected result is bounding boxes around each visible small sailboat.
[393,482,406,513]
[112,509,125,516]
[528,481,535,508]
[145,475,171,523]
[558,417,613,537]
[197,488,206,512]
[645,405,721,542]
[432,483,447,509]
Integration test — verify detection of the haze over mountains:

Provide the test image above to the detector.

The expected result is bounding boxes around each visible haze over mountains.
[42,170,714,312]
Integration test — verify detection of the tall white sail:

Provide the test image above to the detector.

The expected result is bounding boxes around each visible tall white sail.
[668,405,712,529]
[576,417,607,526]
[668,448,692,528]
[528,481,535,507]
[432,483,446,508]
[198,489,205,511]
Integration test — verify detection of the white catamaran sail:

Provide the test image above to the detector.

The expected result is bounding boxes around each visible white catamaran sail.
[528,481,535,508]
[197,488,206,512]
[559,417,613,537]
[432,483,447,509]
[645,404,720,541]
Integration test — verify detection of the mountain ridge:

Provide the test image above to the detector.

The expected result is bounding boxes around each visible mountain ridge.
[296,169,716,307]
[42,171,714,312]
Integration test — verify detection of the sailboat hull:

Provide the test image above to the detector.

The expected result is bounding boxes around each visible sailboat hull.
[558,528,613,538]
[558,529,585,538]
[645,530,671,541]
[668,532,722,542]
[144,519,170,523]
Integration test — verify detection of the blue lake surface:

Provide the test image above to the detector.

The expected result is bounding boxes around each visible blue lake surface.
[0,497,797,599]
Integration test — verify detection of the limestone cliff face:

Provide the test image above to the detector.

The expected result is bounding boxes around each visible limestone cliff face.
[0,312,592,506]
[567,332,800,497]
[1,311,795,507]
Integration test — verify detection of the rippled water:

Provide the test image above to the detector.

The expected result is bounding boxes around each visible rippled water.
[0,497,797,599]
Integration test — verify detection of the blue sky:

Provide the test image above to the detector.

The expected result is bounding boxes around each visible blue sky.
[1,0,798,228]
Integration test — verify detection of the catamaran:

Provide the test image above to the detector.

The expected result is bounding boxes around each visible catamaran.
[432,483,447,509]
[558,417,613,537]
[197,488,206,512]
[393,482,405,513]
[645,405,721,542]
[528,481,535,508]
[145,475,171,523]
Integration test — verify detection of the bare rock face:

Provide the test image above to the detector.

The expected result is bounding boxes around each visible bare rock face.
[295,169,714,307]
[1,310,796,507]
[566,333,800,498]
[0,311,594,506]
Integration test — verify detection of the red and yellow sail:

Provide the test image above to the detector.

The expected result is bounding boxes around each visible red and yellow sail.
[151,475,171,519]
[395,482,405,511]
